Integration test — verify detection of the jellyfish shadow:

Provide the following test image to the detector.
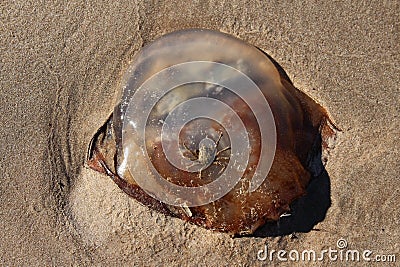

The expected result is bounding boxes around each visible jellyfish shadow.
[244,50,332,238]
[251,169,331,237]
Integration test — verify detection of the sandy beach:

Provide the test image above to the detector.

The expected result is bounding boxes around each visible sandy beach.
[1,1,399,265]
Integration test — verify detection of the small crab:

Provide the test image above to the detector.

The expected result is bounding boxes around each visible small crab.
[183,133,231,178]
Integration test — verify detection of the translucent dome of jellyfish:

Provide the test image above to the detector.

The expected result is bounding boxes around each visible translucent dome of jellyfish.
[88,29,337,235]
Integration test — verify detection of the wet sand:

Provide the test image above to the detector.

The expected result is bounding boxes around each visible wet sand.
[1,1,399,265]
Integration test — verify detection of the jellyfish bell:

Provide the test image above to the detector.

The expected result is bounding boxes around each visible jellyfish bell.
[87,29,337,235]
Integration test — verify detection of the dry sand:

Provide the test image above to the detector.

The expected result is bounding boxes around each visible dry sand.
[1,1,399,266]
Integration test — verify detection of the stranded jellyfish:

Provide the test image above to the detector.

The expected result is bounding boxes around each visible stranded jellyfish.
[88,29,337,235]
